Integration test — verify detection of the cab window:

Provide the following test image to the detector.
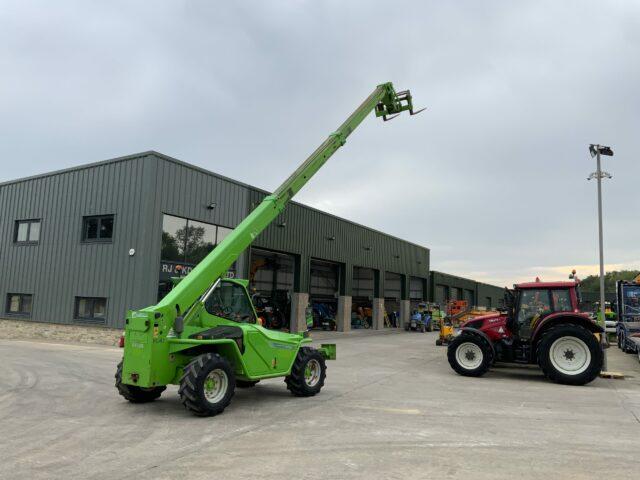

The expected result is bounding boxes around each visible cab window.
[205,282,256,323]
[551,289,572,312]
[517,289,552,334]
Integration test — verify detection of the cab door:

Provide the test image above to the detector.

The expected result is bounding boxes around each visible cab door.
[515,289,552,341]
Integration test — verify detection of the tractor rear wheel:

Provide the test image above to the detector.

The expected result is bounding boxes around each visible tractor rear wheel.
[178,353,235,417]
[536,324,602,385]
[115,361,165,403]
[447,333,492,377]
[285,347,326,397]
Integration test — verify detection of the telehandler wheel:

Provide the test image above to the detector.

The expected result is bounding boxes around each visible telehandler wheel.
[115,361,166,403]
[236,380,260,388]
[536,324,603,386]
[178,353,235,417]
[285,347,326,397]
[447,333,492,377]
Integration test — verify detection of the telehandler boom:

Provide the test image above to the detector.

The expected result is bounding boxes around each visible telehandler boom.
[117,83,422,416]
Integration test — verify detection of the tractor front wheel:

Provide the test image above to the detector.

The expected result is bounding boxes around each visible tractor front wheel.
[536,324,602,385]
[115,361,166,403]
[285,347,326,397]
[179,353,235,417]
[447,334,492,377]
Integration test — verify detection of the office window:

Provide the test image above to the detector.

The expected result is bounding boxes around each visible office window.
[6,293,33,316]
[74,297,107,322]
[14,220,40,244]
[82,215,114,242]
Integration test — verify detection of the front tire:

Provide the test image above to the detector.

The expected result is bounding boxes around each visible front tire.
[285,347,326,397]
[115,361,165,403]
[536,324,602,385]
[178,353,235,417]
[447,334,492,377]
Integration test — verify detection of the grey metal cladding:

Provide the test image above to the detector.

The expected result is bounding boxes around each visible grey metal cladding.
[148,153,250,285]
[0,150,431,327]
[429,271,504,307]
[247,188,430,280]
[0,154,158,328]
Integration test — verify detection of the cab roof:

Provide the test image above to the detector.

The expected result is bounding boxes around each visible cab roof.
[515,281,577,289]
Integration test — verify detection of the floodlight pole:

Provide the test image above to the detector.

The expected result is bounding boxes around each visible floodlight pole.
[589,144,612,372]
[596,148,607,370]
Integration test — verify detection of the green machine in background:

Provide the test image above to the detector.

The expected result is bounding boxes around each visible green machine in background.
[116,83,423,416]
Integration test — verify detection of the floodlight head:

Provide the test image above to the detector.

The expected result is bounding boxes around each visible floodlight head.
[589,144,614,157]
[600,146,614,156]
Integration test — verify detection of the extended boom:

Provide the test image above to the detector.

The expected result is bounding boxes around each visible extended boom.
[118,82,422,416]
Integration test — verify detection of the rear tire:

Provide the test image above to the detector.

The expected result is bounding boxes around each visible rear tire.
[115,361,165,403]
[447,333,492,377]
[536,324,602,385]
[285,347,326,397]
[178,353,235,417]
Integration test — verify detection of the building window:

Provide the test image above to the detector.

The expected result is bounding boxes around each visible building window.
[6,293,33,316]
[158,215,236,301]
[82,215,114,242]
[74,297,107,323]
[14,219,40,244]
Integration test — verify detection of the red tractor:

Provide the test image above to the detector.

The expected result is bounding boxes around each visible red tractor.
[447,281,604,385]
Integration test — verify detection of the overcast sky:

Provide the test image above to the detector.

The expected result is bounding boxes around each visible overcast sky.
[1,1,639,287]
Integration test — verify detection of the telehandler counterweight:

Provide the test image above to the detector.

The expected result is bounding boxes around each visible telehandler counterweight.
[116,82,423,416]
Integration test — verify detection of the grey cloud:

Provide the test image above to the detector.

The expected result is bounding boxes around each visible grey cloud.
[1,0,638,285]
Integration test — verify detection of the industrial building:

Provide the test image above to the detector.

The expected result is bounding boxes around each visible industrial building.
[429,271,504,309]
[0,151,502,332]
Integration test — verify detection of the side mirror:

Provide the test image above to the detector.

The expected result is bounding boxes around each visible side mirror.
[174,316,184,334]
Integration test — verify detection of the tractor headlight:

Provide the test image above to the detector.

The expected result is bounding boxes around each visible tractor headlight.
[453,329,462,337]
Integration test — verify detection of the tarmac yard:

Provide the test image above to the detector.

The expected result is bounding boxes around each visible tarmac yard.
[1,332,639,480]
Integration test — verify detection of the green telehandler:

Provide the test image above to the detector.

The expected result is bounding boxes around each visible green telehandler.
[116,83,423,416]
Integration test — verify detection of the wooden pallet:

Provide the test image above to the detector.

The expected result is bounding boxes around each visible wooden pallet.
[599,371,625,379]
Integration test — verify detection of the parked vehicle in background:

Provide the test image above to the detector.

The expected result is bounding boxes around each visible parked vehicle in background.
[592,301,617,336]
[405,310,430,332]
[616,281,640,354]
[447,280,604,385]
[312,303,336,330]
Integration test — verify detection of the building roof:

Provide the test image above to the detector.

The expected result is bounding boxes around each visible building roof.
[516,281,577,289]
[0,150,429,252]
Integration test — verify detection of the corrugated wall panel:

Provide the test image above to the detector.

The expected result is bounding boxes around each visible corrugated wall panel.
[1,151,431,327]
[247,188,430,295]
[0,155,157,328]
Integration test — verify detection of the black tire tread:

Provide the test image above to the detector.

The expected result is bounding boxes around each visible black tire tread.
[535,323,602,385]
[178,353,235,417]
[285,347,326,397]
[115,361,165,403]
[447,333,493,377]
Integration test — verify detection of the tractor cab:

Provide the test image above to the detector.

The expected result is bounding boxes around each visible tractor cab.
[509,281,579,341]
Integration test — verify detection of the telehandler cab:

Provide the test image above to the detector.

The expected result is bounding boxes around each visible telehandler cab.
[447,280,604,385]
[116,83,423,416]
